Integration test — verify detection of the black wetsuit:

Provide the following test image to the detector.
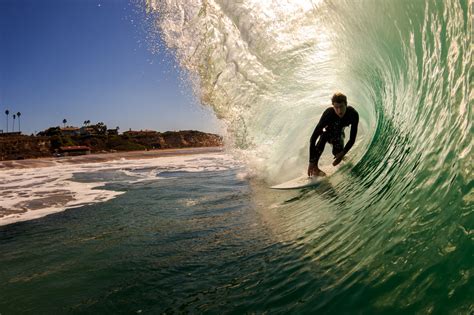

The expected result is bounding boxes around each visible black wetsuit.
[309,106,359,164]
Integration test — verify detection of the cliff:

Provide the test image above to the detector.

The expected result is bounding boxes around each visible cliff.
[0,135,51,160]
[0,130,222,161]
[123,130,223,149]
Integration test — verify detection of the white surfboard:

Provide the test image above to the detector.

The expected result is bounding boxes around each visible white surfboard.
[270,175,327,190]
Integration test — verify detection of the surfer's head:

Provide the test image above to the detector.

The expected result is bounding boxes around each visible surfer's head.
[332,92,347,118]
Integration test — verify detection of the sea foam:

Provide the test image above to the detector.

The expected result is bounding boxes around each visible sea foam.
[0,152,238,226]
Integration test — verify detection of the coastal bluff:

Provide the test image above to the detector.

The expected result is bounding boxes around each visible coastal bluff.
[0,130,222,161]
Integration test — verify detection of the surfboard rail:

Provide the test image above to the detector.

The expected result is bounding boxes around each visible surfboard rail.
[270,175,326,190]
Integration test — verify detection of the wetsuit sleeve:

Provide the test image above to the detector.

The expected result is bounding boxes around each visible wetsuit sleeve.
[343,111,359,154]
[309,110,330,163]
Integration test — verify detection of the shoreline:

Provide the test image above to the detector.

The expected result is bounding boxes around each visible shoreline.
[0,147,224,170]
[0,146,231,226]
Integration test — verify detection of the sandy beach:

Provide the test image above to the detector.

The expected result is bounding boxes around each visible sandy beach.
[0,147,224,170]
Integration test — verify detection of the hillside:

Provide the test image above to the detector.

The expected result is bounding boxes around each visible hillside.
[0,130,223,161]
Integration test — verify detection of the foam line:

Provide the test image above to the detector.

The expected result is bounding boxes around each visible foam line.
[0,153,239,226]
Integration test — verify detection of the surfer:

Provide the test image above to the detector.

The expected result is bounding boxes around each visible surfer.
[307,92,359,177]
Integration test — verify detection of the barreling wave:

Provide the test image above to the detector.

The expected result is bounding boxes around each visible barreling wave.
[146,0,472,313]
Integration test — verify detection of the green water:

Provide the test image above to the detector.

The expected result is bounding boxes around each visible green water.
[151,0,473,312]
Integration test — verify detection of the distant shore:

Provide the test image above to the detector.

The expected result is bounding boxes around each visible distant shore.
[0,147,224,170]
[0,129,223,161]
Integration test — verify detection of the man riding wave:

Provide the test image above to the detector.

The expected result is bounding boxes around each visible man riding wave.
[307,92,359,177]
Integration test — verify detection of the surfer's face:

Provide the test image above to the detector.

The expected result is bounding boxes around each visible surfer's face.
[333,102,347,118]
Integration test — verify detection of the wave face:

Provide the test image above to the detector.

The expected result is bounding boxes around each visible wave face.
[148,0,472,313]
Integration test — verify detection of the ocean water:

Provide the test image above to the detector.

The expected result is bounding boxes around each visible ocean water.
[1,0,473,313]
[1,151,252,313]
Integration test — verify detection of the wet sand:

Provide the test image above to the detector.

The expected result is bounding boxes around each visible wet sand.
[0,147,224,170]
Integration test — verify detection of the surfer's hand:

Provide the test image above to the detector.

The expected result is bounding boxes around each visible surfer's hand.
[333,152,345,166]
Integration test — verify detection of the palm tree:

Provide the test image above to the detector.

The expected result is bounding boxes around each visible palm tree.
[12,114,16,132]
[16,112,21,132]
[5,109,9,133]
[63,118,67,128]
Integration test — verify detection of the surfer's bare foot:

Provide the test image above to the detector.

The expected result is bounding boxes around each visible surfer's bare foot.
[308,163,326,177]
[315,169,326,177]
[308,162,318,176]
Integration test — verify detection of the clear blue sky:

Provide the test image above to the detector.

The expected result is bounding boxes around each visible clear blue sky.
[0,0,220,135]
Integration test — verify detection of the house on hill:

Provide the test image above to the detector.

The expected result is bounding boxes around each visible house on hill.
[60,127,80,136]
[80,126,97,136]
